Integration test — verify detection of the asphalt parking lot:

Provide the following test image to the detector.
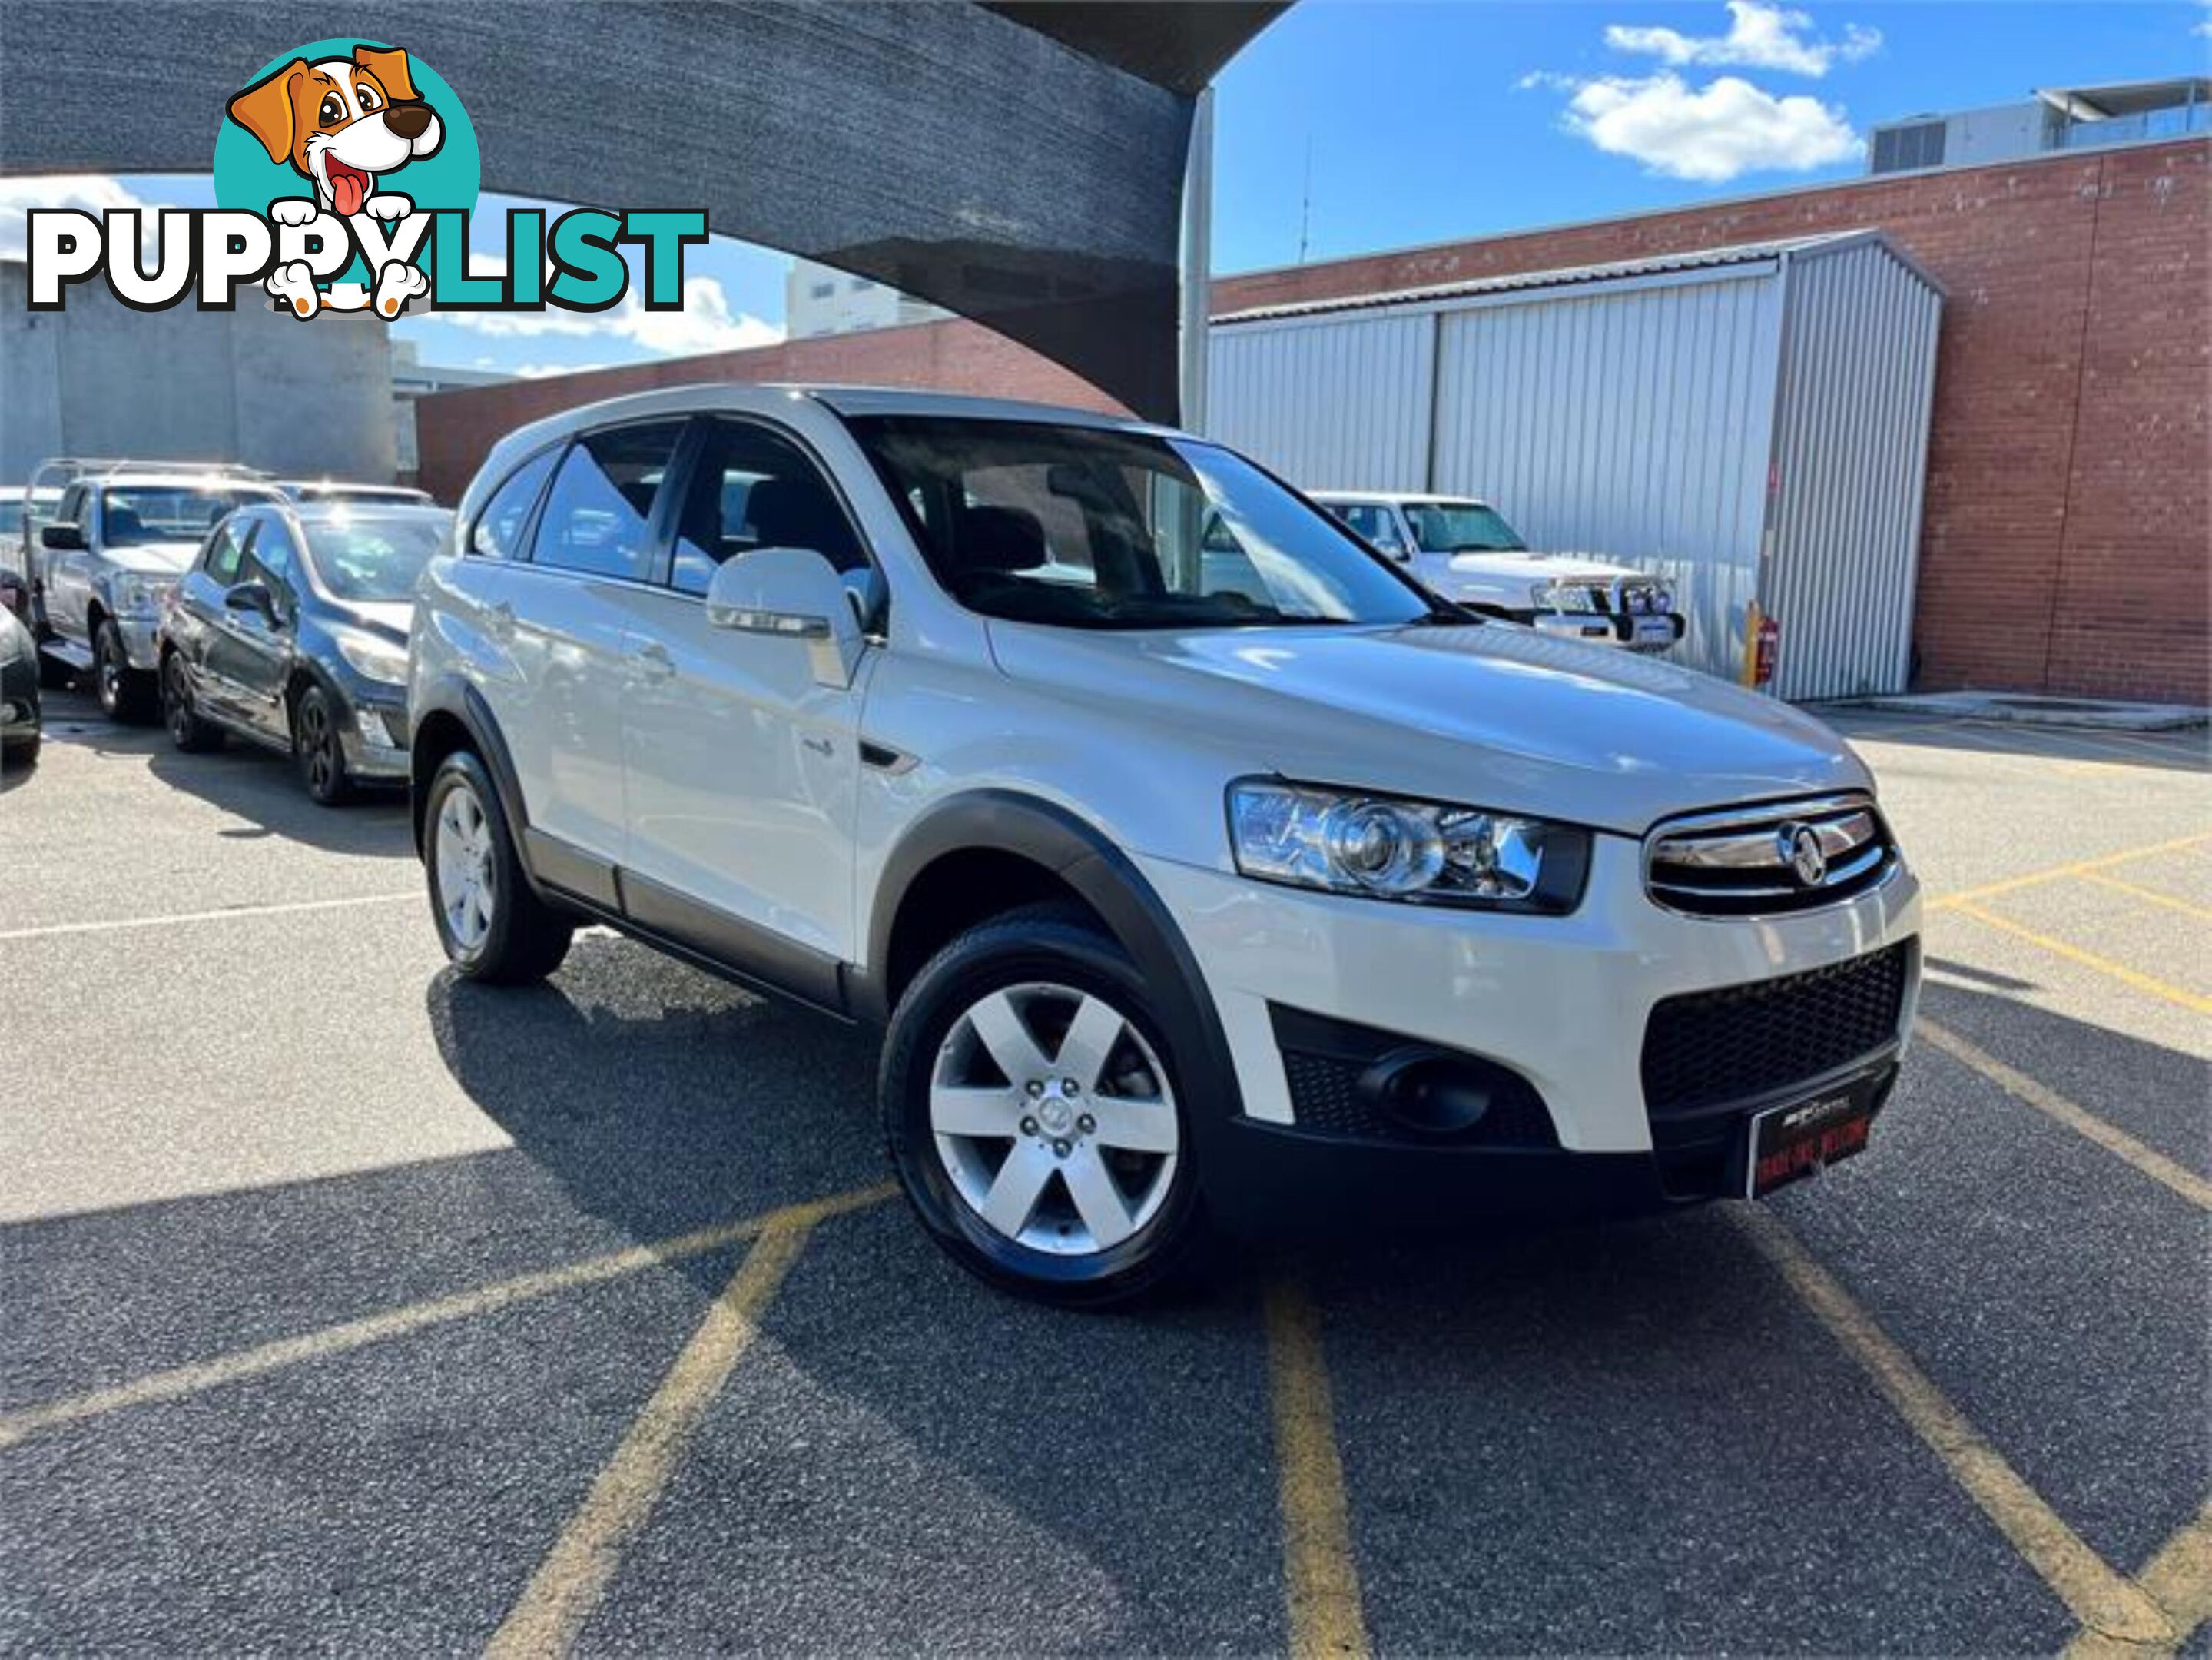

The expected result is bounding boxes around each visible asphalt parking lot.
[3,686,2207,1657]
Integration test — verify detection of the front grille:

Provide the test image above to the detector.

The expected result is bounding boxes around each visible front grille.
[1645,793,1896,917]
[1641,942,1911,1117]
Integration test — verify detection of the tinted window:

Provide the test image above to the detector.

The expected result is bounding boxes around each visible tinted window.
[303,511,455,601]
[239,514,300,619]
[671,420,864,596]
[847,417,1432,632]
[103,485,274,546]
[1401,501,1524,554]
[470,447,559,560]
[531,423,684,581]
[204,516,254,584]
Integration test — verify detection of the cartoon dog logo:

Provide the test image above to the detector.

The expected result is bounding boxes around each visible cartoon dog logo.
[227,45,442,317]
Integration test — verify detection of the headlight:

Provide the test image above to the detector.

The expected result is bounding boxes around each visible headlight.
[1530,580,1594,615]
[1227,780,1590,912]
[333,629,409,686]
[1653,588,1673,613]
[113,575,174,616]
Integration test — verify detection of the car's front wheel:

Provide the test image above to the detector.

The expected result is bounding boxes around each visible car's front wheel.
[94,621,156,722]
[292,684,354,805]
[423,749,574,984]
[881,905,1205,1306]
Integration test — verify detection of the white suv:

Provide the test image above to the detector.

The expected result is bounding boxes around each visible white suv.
[410,386,1920,1304]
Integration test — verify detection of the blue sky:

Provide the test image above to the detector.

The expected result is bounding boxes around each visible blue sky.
[5,1,2204,378]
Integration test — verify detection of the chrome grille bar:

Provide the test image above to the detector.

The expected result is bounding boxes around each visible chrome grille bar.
[1644,793,1896,918]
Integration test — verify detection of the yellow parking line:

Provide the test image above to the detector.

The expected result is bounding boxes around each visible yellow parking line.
[1917,1022,2211,1210]
[1945,901,2212,1016]
[486,1217,814,1658]
[0,1184,894,1451]
[1264,1278,1371,1660]
[1929,833,2211,913]
[2078,871,2212,925]
[1727,1207,2176,1647]
[2064,1500,2212,1660]
[0,891,418,942]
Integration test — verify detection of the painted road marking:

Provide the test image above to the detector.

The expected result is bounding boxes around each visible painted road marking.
[2078,870,2212,925]
[0,1185,894,1450]
[2064,1499,2212,1660]
[486,1218,815,1658]
[0,891,418,942]
[1727,1207,2176,1648]
[1264,1277,1371,1660]
[1918,1021,2210,1210]
[1929,833,2211,915]
[1945,901,2212,1016]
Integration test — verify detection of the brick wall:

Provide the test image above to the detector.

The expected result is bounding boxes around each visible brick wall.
[413,138,2210,703]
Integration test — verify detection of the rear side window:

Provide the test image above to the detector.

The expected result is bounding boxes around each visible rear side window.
[470,447,559,560]
[530,423,685,581]
[204,516,254,584]
[670,420,866,596]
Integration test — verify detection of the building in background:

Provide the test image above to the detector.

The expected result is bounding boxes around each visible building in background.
[1869,78,2209,174]
[414,133,2209,706]
[1,257,397,486]
[784,258,947,339]
[391,341,511,483]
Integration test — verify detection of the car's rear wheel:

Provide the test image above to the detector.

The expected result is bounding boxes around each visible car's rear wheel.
[94,621,156,722]
[881,905,1205,1306]
[423,749,574,984]
[292,684,353,805]
[162,653,224,752]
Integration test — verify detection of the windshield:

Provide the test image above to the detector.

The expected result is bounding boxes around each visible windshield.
[301,511,453,601]
[1402,500,1525,553]
[102,486,274,546]
[845,417,1434,631]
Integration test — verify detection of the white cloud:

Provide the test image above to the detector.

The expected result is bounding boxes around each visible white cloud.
[512,362,610,379]
[436,274,781,357]
[1604,2,1881,77]
[0,174,164,261]
[1556,71,1862,181]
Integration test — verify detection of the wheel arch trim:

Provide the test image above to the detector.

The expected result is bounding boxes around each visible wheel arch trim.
[408,678,530,865]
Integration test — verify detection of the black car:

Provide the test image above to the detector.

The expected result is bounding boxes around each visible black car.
[158,500,452,804]
[2,600,41,768]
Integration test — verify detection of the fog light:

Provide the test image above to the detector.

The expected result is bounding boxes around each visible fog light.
[355,709,397,749]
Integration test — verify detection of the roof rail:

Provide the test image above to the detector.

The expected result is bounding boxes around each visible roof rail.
[27,456,274,488]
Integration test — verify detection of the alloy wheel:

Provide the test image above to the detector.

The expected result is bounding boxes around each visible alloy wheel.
[95,630,121,715]
[434,783,496,953]
[929,981,1179,1256]
[164,657,194,744]
[300,697,338,796]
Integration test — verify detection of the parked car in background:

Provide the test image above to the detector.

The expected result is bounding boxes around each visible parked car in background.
[23,460,286,719]
[2,603,41,768]
[160,500,451,803]
[1312,490,1685,654]
[276,480,436,507]
[409,385,1918,1306]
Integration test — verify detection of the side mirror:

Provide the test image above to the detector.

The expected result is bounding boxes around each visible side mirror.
[224,580,277,622]
[41,522,85,552]
[705,546,865,689]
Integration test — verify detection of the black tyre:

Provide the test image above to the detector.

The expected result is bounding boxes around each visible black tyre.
[162,652,224,753]
[1,735,38,771]
[94,620,157,722]
[292,683,354,805]
[422,749,574,984]
[880,903,1206,1306]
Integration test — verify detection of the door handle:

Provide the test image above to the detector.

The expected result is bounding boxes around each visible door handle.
[631,640,676,679]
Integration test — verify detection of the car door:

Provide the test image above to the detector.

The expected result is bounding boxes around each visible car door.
[42,483,95,643]
[170,513,257,721]
[618,414,875,984]
[501,418,688,871]
[208,509,303,743]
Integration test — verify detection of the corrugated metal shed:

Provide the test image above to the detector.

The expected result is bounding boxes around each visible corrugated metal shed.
[1206,232,1944,699]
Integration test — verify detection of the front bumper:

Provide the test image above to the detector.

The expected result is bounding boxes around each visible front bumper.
[338,696,410,781]
[1137,838,1920,1221]
[117,615,164,671]
[1530,610,1685,652]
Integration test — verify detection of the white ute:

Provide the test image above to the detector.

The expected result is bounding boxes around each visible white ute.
[410,386,1919,1304]
[1314,490,1686,653]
